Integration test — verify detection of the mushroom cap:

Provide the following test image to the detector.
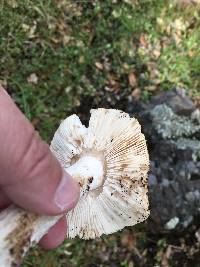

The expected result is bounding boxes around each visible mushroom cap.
[50,108,149,239]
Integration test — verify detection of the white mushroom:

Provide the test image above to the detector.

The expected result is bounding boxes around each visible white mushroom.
[0,108,149,267]
[51,108,150,239]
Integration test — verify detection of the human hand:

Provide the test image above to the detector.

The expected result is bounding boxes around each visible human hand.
[0,88,80,250]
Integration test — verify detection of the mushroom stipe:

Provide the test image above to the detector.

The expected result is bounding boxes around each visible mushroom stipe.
[0,108,150,267]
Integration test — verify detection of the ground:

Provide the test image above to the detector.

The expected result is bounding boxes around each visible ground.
[0,0,200,266]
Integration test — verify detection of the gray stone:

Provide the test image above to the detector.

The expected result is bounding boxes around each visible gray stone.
[151,88,196,115]
[165,217,179,230]
[148,174,157,186]
[127,88,200,232]
[149,104,200,139]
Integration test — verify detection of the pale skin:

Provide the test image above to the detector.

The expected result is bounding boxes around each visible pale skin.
[0,88,80,250]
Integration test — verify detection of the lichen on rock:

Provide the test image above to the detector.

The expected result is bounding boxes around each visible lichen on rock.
[149,104,200,139]
[127,88,200,232]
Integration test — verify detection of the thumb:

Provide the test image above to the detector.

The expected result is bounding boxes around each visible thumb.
[0,88,80,215]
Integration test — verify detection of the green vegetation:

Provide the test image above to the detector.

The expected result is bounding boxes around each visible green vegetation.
[1,0,200,141]
[0,0,200,266]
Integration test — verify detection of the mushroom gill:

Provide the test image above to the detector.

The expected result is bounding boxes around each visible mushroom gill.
[50,108,150,239]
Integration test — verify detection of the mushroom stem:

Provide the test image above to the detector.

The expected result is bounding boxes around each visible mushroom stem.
[0,155,103,267]
[67,155,104,191]
[0,206,62,267]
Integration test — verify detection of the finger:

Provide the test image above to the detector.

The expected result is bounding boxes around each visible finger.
[0,189,11,210]
[0,88,80,215]
[39,216,67,250]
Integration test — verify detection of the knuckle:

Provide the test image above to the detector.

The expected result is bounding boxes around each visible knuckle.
[1,128,57,187]
[22,132,51,179]
[15,130,52,183]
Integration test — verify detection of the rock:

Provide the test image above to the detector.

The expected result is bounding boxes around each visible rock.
[148,174,157,186]
[127,88,200,232]
[165,217,180,230]
[151,88,196,116]
[148,104,200,139]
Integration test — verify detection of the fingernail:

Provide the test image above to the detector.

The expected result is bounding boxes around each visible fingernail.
[54,171,80,212]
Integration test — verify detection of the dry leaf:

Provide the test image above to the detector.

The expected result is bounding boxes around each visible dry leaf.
[195,229,200,244]
[106,74,120,93]
[152,49,161,59]
[79,56,85,64]
[123,63,130,70]
[29,22,37,38]
[139,34,147,47]
[178,0,200,5]
[22,24,30,32]
[27,73,38,84]
[188,50,194,57]
[0,79,7,88]
[166,25,171,35]
[131,88,141,100]
[173,33,182,45]
[161,246,171,267]
[121,233,137,250]
[63,36,71,44]
[173,19,183,31]
[153,79,161,86]
[7,0,18,8]
[145,85,157,91]
[128,71,137,87]
[31,118,40,127]
[128,261,135,267]
[105,86,113,92]
[95,62,104,70]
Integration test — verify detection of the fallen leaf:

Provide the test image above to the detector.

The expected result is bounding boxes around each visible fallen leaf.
[27,73,38,84]
[166,25,171,34]
[123,63,130,70]
[157,17,164,26]
[128,261,135,267]
[31,118,40,127]
[139,34,147,47]
[29,22,37,38]
[112,9,121,18]
[152,79,162,85]
[178,0,200,5]
[0,79,7,88]
[161,246,172,267]
[152,49,161,59]
[103,61,111,71]
[195,229,200,244]
[74,98,80,107]
[188,50,194,57]
[79,55,85,64]
[22,23,30,32]
[131,88,141,100]
[63,35,71,44]
[95,62,104,70]
[7,0,18,8]
[128,71,137,87]
[173,33,182,45]
[106,73,120,93]
[145,85,157,91]
[121,233,137,250]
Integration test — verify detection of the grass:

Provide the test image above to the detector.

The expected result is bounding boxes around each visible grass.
[0,0,200,266]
